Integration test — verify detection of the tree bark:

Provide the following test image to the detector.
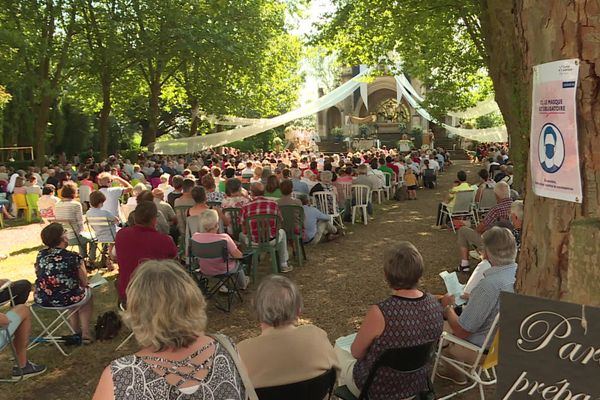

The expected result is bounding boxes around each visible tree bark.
[481,0,600,300]
[142,79,161,146]
[189,99,200,137]
[99,78,111,159]
[34,94,53,167]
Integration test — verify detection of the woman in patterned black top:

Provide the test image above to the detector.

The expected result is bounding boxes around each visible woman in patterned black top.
[335,242,444,400]
[34,222,93,342]
[93,260,247,400]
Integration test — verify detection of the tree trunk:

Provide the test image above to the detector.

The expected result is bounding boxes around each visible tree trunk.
[481,0,600,300]
[99,79,111,159]
[189,99,200,137]
[33,95,53,167]
[142,79,161,146]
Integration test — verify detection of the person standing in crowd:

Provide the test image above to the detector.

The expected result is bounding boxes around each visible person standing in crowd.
[97,172,132,219]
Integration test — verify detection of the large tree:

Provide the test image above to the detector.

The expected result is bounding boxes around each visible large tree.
[78,0,130,159]
[0,0,78,166]
[320,0,600,304]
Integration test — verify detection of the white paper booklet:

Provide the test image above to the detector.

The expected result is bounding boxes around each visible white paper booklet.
[89,272,108,289]
[439,271,467,306]
[335,333,357,352]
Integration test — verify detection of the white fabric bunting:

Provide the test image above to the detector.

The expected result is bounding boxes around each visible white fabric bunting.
[359,64,369,111]
[153,68,372,155]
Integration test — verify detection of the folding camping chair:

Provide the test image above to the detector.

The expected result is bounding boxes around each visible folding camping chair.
[85,216,117,267]
[28,289,92,356]
[438,190,476,233]
[474,188,497,224]
[431,314,499,400]
[188,240,245,312]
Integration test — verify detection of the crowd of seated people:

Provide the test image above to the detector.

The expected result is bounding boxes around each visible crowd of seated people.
[2,144,486,390]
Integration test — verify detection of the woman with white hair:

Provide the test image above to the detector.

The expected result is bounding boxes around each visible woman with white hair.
[190,210,249,290]
[238,275,339,389]
[93,260,253,399]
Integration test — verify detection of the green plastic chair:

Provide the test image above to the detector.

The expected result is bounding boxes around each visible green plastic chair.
[243,214,281,282]
[279,205,306,267]
[223,207,242,242]
[25,193,40,221]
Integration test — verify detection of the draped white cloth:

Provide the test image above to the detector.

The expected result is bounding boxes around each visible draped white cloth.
[447,98,500,119]
[153,68,372,155]
[394,76,508,142]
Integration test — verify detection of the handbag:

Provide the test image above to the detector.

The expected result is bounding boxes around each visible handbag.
[212,333,259,400]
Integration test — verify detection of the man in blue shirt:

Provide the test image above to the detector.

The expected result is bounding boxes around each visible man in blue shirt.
[438,226,517,384]
[291,168,309,195]
[299,195,338,244]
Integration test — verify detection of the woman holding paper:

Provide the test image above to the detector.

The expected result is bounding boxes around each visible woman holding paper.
[335,242,444,399]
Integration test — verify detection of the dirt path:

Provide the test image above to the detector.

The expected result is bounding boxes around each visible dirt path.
[2,160,485,399]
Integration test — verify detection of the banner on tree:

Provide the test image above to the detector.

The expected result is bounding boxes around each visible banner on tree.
[530,59,582,203]
[498,292,600,399]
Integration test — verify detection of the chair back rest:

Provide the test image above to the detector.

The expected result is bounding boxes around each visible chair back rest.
[85,216,116,241]
[53,218,79,241]
[291,191,304,200]
[244,213,280,244]
[223,207,242,241]
[312,191,337,215]
[189,239,228,262]
[26,193,40,208]
[130,178,140,187]
[255,368,336,400]
[481,331,500,370]
[207,201,221,209]
[473,313,500,367]
[359,341,436,400]
[174,205,193,232]
[279,205,304,238]
[338,182,353,200]
[382,172,392,188]
[478,188,497,210]
[352,185,371,206]
[13,193,28,208]
[453,190,475,213]
[79,185,92,203]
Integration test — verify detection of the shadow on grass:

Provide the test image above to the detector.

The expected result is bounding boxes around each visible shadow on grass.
[10,245,44,256]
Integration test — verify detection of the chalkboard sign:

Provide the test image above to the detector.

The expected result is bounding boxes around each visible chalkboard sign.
[498,292,600,399]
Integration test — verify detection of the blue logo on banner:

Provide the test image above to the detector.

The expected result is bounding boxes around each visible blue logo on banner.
[538,123,565,173]
[562,81,576,88]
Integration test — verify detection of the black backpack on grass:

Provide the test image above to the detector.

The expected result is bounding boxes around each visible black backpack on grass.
[95,311,122,341]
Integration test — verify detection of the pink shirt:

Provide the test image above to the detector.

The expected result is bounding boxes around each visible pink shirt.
[191,232,240,275]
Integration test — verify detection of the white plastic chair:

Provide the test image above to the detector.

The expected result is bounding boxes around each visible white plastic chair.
[440,191,476,233]
[28,289,92,356]
[78,185,91,205]
[351,185,371,225]
[312,191,344,232]
[431,314,499,400]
